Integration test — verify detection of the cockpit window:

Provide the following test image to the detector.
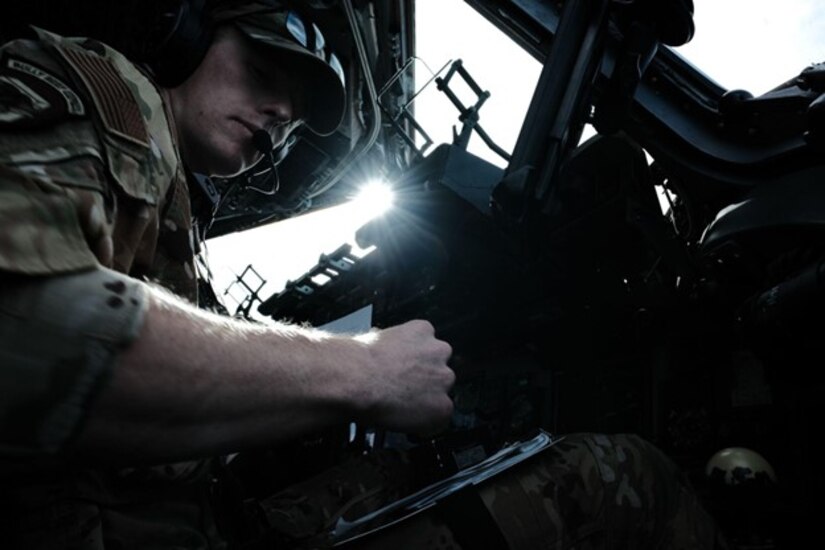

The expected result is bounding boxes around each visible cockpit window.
[414,0,541,168]
[673,0,825,95]
[205,0,825,319]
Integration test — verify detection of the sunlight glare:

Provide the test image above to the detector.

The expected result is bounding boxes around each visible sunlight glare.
[352,179,394,218]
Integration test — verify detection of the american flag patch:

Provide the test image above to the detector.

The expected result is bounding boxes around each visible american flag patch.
[55,45,149,148]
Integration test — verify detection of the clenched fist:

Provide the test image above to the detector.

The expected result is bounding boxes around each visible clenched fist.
[355,320,455,436]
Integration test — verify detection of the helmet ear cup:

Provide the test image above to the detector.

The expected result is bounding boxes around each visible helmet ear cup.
[0,1,213,88]
[149,0,214,87]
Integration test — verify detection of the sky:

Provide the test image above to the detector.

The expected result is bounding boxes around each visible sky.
[206,0,825,318]
[679,0,825,95]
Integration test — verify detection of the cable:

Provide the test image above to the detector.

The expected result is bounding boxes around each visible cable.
[246,129,280,196]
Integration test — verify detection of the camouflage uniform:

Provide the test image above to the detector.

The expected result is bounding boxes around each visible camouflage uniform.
[0,29,220,549]
[0,23,724,550]
[254,434,726,549]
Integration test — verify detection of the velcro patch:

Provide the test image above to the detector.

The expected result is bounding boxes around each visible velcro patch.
[0,57,85,130]
[56,45,149,149]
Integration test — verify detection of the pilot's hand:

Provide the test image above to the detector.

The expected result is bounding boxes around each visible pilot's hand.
[357,320,455,436]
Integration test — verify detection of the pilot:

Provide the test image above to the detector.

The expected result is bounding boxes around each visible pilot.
[0,0,725,548]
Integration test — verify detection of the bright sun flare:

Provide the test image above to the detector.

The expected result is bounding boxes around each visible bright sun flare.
[352,180,394,218]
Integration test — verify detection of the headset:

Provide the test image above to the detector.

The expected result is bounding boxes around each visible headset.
[5,0,311,221]
[148,0,215,87]
[2,0,214,88]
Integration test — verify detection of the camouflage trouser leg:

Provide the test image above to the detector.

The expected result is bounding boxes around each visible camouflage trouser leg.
[345,434,725,550]
[260,434,725,549]
[472,433,725,549]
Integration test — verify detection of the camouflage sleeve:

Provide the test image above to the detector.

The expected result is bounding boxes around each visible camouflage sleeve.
[0,267,148,456]
[0,36,117,275]
[0,156,113,275]
[0,34,179,456]
[0,32,179,276]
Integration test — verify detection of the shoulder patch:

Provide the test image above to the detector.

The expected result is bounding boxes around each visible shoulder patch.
[0,56,85,130]
[54,44,150,149]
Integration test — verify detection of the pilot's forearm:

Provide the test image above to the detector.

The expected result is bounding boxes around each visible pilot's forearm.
[0,267,453,463]
[77,284,373,462]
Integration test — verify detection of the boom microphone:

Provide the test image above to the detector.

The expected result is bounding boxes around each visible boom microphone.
[248,129,280,195]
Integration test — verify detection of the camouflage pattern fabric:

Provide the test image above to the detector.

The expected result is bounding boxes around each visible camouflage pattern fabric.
[0,31,211,549]
[255,449,416,546]
[254,434,726,549]
[474,433,726,549]
[0,28,723,550]
[0,268,148,456]
[0,29,197,301]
